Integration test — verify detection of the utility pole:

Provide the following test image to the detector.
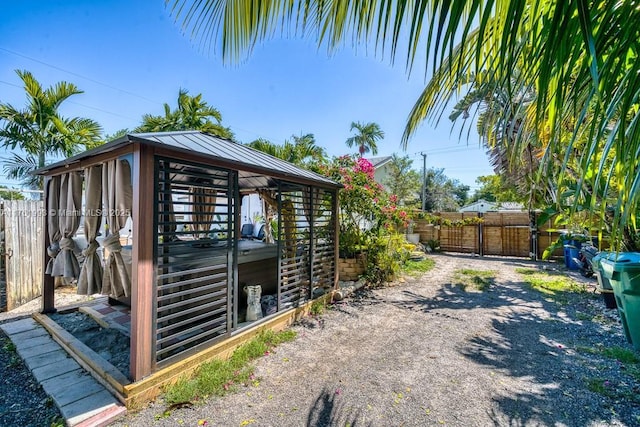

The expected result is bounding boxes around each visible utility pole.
[421,152,427,211]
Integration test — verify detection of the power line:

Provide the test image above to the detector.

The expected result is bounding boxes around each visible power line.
[66,101,139,122]
[2,46,489,150]
[0,80,139,123]
[0,47,162,106]
[444,167,495,172]
[0,80,22,89]
[426,146,485,155]
[404,146,486,159]
[0,52,284,143]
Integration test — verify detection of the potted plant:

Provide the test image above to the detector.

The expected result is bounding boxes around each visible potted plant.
[406,219,420,244]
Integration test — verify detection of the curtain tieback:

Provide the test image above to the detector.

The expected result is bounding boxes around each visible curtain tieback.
[103,234,122,254]
[82,240,100,257]
[47,242,60,258]
[60,237,75,251]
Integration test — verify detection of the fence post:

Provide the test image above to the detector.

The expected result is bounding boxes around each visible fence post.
[529,211,538,260]
[478,212,484,257]
[0,202,5,312]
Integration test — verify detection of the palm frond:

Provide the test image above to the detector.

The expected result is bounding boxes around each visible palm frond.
[0,70,101,188]
[3,153,41,189]
[168,0,640,247]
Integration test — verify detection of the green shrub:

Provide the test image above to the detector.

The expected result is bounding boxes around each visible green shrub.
[363,233,412,286]
[310,300,326,316]
[424,239,441,252]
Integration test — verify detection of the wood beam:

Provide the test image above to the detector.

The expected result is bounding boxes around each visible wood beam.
[40,146,134,178]
[332,189,339,290]
[130,143,155,380]
[41,177,55,314]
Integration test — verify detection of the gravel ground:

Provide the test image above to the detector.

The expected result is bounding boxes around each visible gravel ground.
[0,330,63,426]
[0,284,97,324]
[111,253,640,427]
[0,286,99,427]
[2,253,640,426]
[49,311,131,379]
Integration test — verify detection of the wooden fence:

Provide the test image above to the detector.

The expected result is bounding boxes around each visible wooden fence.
[414,211,566,259]
[0,200,44,311]
[0,203,572,311]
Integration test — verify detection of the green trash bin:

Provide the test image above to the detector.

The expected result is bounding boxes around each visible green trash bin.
[592,252,616,309]
[601,252,640,348]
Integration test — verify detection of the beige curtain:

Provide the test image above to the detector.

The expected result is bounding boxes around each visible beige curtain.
[103,159,132,231]
[158,179,177,239]
[302,187,323,224]
[77,165,103,295]
[258,189,277,244]
[101,159,133,298]
[45,176,61,275]
[190,187,217,239]
[51,172,82,279]
[281,199,297,258]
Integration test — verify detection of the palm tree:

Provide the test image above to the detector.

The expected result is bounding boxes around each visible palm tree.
[403,15,615,231]
[0,70,102,189]
[136,89,234,139]
[167,1,640,248]
[247,133,326,166]
[425,68,551,209]
[245,133,326,243]
[345,121,384,157]
[288,133,327,165]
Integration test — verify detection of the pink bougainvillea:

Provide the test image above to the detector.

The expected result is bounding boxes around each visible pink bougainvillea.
[355,157,375,178]
[313,154,418,255]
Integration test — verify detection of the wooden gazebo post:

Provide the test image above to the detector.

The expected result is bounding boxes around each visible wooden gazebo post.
[41,176,55,314]
[130,143,155,380]
[333,189,340,289]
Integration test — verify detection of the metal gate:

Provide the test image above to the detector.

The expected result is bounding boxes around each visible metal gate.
[429,212,532,258]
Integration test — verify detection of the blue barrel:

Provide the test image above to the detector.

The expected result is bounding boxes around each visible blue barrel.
[563,239,582,270]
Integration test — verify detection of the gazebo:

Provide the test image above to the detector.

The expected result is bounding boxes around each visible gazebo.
[35,131,340,404]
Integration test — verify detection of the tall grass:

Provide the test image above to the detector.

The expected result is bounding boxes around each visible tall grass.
[165,329,296,405]
[403,258,436,277]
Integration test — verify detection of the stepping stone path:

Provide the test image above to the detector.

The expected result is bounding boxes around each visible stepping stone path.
[0,317,125,426]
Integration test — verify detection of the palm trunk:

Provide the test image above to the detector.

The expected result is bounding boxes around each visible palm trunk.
[38,151,45,199]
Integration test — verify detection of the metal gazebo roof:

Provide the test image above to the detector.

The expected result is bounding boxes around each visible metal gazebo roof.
[35,131,340,189]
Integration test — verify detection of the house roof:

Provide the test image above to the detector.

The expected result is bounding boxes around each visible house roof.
[497,202,524,211]
[459,199,525,212]
[35,131,341,189]
[459,199,497,212]
[366,156,393,168]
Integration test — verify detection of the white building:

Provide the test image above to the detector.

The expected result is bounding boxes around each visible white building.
[459,199,524,213]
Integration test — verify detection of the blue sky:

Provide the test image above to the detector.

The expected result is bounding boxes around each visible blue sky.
[1,0,493,190]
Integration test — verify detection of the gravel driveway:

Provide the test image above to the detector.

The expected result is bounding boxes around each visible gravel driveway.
[112,253,640,427]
